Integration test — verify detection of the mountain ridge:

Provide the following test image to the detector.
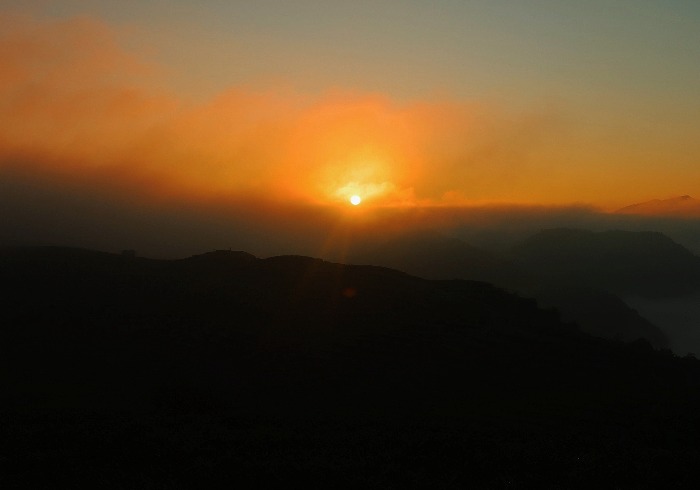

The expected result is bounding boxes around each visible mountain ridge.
[3,245,700,487]
[616,195,700,216]
[510,228,700,298]
[343,229,673,347]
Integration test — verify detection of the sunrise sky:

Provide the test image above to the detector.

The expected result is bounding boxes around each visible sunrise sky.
[2,0,700,213]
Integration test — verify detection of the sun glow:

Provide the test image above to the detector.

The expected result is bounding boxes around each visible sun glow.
[333,176,398,206]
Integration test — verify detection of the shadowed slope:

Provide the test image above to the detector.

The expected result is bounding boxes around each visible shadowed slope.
[346,230,670,347]
[348,230,527,286]
[2,246,700,487]
[511,229,700,298]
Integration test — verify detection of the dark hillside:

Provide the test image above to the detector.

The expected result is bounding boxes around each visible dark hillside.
[2,246,700,488]
[348,230,526,286]
[526,284,668,348]
[511,229,700,298]
[349,230,670,347]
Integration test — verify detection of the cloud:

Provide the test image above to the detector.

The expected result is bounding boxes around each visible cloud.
[0,11,572,215]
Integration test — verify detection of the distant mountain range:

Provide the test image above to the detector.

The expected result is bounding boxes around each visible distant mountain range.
[347,230,527,286]
[346,227,700,347]
[616,195,700,216]
[510,228,700,298]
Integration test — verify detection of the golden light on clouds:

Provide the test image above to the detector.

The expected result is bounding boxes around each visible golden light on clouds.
[0,12,548,210]
[3,11,695,213]
[0,12,475,208]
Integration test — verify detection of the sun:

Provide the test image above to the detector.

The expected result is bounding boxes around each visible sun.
[350,195,362,206]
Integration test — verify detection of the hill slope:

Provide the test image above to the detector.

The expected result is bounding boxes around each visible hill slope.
[348,230,527,286]
[511,228,700,298]
[2,246,700,487]
[348,230,669,347]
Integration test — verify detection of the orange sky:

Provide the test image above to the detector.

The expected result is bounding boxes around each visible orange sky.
[1,11,699,215]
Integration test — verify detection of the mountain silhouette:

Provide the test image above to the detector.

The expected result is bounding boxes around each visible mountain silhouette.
[348,229,527,286]
[525,284,668,347]
[3,245,700,487]
[511,228,700,298]
[616,195,700,217]
[347,230,669,347]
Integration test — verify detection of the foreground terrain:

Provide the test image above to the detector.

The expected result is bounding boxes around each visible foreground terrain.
[2,247,700,488]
